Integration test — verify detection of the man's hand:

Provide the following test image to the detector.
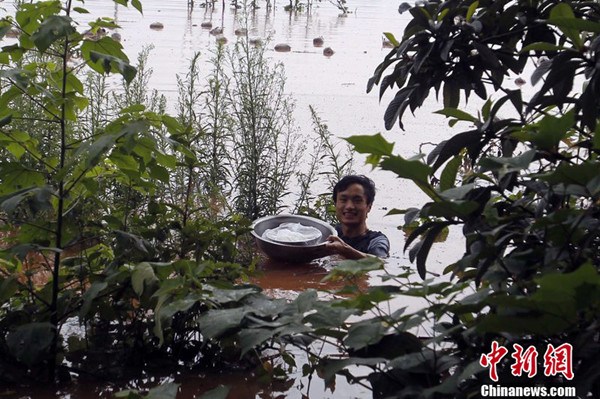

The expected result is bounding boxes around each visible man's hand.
[324,235,367,260]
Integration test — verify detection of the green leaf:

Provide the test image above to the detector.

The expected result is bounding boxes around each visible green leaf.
[198,386,230,399]
[148,162,169,183]
[547,4,589,48]
[121,104,146,114]
[238,328,277,356]
[547,17,600,33]
[428,130,480,172]
[161,115,184,134]
[6,322,54,366]
[533,263,600,310]
[478,150,536,179]
[520,42,565,53]
[31,15,76,53]
[381,155,437,199]
[0,86,22,111]
[380,155,431,183]
[0,276,19,305]
[434,108,477,123]
[421,200,479,219]
[113,389,142,398]
[80,132,118,168]
[197,307,248,338]
[209,287,260,304]
[539,161,599,187]
[0,68,32,89]
[383,32,399,47]
[478,264,600,335]
[81,35,128,60]
[304,302,355,328]
[0,52,10,65]
[152,294,200,345]
[146,383,180,399]
[328,257,383,277]
[439,183,476,201]
[345,134,394,166]
[155,152,177,169]
[89,51,137,83]
[466,1,479,21]
[81,37,136,82]
[0,186,53,215]
[512,111,574,150]
[439,156,462,191]
[416,223,450,278]
[131,0,144,14]
[0,164,45,194]
[443,80,460,108]
[477,311,571,335]
[131,262,158,297]
[383,85,418,130]
[290,290,318,313]
[6,142,26,160]
[79,281,108,318]
[319,357,386,382]
[344,320,385,350]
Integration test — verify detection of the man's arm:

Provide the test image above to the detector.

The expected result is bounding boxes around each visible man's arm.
[367,234,390,258]
[324,236,369,259]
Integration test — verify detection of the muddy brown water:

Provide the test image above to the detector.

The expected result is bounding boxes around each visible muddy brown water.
[1,0,469,397]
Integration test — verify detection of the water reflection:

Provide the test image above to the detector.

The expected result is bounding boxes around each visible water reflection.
[251,256,369,299]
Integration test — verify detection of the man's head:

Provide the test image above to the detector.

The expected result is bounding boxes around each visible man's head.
[333,175,376,205]
[333,175,376,229]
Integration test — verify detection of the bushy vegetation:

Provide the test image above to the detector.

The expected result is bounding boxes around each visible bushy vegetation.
[0,0,325,388]
[2,0,599,398]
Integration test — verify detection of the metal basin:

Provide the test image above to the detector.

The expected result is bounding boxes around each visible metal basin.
[251,214,337,263]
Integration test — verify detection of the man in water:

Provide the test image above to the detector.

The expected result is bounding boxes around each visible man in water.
[324,175,390,259]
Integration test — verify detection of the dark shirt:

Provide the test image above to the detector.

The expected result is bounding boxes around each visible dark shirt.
[335,224,390,258]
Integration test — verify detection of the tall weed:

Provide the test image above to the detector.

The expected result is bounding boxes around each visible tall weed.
[226,39,300,219]
[293,105,353,223]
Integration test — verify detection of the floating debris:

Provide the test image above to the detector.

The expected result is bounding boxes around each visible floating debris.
[274,43,291,52]
[150,22,164,30]
[249,37,263,46]
[210,26,224,35]
[83,27,107,41]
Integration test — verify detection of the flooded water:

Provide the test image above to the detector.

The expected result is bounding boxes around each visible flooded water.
[1,0,467,397]
[57,0,467,277]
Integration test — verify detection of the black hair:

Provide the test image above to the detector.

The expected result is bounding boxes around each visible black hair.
[333,175,376,205]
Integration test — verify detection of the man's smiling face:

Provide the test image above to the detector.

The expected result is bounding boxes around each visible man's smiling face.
[335,183,372,228]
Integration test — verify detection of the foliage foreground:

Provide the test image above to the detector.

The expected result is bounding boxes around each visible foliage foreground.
[1,1,600,399]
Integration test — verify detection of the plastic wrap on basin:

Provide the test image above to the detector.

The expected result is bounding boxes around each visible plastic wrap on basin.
[251,214,337,263]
